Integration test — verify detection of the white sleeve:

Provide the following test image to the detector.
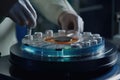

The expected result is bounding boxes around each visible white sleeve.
[0,18,17,56]
[30,0,77,25]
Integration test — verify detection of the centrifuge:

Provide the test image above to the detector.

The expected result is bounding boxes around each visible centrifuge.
[10,30,118,76]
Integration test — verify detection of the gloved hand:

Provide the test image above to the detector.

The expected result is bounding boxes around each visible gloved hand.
[58,12,84,33]
[8,0,37,28]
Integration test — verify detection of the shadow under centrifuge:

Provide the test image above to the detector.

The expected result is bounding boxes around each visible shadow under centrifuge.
[9,40,119,80]
[9,64,119,80]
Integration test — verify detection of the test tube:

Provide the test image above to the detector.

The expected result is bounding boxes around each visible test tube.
[91,40,98,46]
[81,41,91,48]
[45,30,53,38]
[73,31,80,38]
[83,32,92,37]
[22,35,33,44]
[92,34,100,37]
[71,43,81,48]
[33,32,43,40]
[96,37,102,43]
[58,30,66,36]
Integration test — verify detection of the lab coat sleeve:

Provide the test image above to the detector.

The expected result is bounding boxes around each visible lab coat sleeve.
[30,0,77,25]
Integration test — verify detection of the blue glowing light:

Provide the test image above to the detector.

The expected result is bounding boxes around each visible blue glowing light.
[23,47,35,53]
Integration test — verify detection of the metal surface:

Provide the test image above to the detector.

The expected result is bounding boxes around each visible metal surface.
[0,51,119,79]
[9,40,118,76]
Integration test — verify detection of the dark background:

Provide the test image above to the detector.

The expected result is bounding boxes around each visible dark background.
[69,0,120,39]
